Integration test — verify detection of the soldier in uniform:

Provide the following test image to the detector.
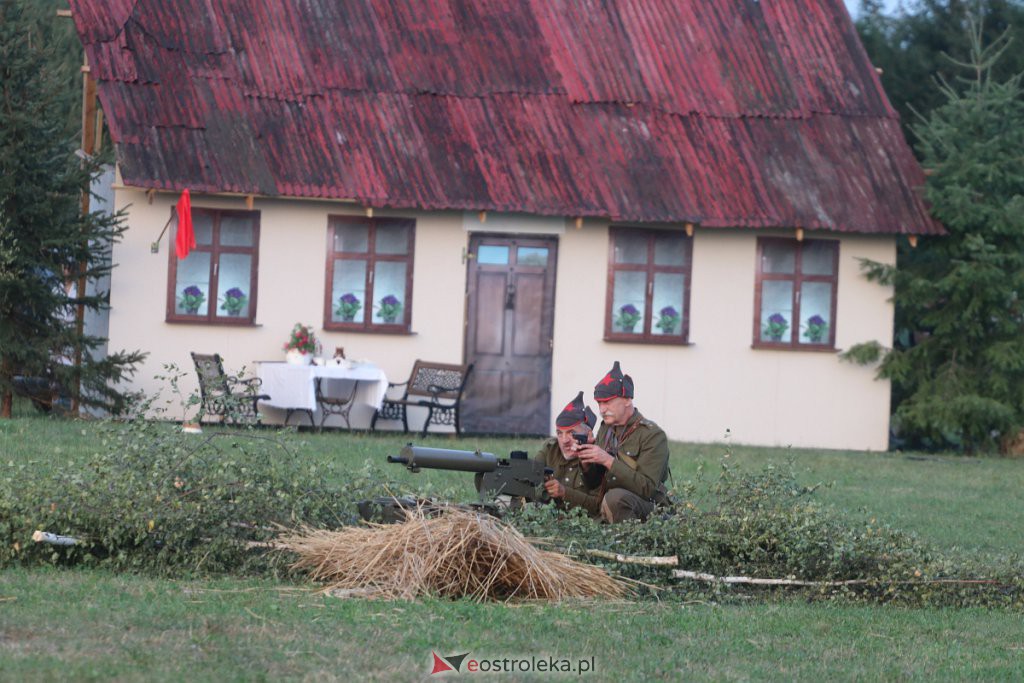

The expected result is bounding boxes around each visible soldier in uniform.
[577,361,670,523]
[534,391,605,517]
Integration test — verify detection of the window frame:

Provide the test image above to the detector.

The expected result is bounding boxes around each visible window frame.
[752,237,839,351]
[166,207,260,325]
[322,215,416,334]
[603,226,693,345]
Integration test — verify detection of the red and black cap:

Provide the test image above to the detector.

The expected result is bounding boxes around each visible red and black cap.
[556,391,598,430]
[594,361,634,402]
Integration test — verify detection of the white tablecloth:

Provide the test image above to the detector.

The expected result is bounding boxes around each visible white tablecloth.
[257,362,388,412]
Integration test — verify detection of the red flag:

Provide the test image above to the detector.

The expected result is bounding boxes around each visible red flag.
[175,189,195,259]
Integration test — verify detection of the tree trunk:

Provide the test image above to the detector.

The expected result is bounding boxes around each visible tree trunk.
[1,355,12,417]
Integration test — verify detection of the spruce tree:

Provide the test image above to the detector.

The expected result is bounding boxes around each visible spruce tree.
[0,1,143,417]
[845,21,1024,452]
[856,0,1024,141]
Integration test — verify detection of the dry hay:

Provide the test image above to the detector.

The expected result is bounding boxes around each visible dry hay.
[276,506,628,601]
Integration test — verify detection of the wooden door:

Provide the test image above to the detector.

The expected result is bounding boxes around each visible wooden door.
[462,234,558,436]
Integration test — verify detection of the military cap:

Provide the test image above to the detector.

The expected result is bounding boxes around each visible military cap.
[594,361,634,402]
[556,391,598,429]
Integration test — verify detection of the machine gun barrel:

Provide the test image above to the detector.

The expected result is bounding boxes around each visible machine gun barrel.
[386,444,550,505]
[388,445,498,473]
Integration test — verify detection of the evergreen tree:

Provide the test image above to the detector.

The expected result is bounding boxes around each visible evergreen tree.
[856,1,1024,141]
[0,0,143,417]
[845,21,1024,452]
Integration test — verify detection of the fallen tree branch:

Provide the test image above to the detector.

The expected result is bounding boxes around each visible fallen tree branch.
[584,549,679,566]
[672,569,1003,587]
[32,530,80,546]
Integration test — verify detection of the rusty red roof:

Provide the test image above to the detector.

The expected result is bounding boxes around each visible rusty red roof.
[69,0,941,235]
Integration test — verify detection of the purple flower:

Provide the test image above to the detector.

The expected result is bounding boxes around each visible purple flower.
[381,294,400,307]
[659,306,679,318]
[225,287,245,299]
[183,285,203,297]
[807,314,826,326]
[340,293,359,305]
[620,304,639,316]
[768,313,787,325]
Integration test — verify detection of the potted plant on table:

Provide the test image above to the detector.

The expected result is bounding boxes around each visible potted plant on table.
[615,303,641,333]
[762,313,789,342]
[656,305,680,334]
[335,293,361,322]
[378,294,402,324]
[220,287,247,316]
[283,323,319,365]
[178,285,205,315]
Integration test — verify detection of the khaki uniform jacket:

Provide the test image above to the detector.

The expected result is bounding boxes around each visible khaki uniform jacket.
[596,409,670,502]
[533,439,604,517]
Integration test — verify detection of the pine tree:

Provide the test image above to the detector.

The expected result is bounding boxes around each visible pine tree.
[856,0,1024,141]
[845,20,1024,452]
[0,1,143,417]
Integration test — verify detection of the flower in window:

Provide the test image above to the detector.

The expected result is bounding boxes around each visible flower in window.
[763,313,789,341]
[178,285,205,315]
[378,294,403,323]
[656,305,680,334]
[283,323,319,354]
[335,292,361,322]
[219,287,247,316]
[805,314,828,343]
[615,304,642,333]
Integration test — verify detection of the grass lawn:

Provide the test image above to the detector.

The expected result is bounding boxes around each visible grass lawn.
[2,406,1023,680]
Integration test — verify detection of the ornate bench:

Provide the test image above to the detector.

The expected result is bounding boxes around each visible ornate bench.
[371,360,473,437]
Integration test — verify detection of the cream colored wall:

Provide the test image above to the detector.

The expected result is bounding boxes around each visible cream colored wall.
[108,188,468,423]
[109,187,892,449]
[550,224,895,451]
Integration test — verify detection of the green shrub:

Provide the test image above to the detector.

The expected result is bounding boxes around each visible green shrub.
[3,387,1021,608]
[0,393,398,576]
[508,461,1024,608]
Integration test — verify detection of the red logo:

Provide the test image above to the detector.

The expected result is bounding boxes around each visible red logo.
[599,373,615,386]
[431,651,470,675]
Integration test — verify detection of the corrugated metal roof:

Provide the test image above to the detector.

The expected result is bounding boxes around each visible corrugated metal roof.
[69,0,941,235]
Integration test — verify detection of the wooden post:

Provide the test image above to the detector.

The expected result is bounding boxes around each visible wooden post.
[71,55,99,414]
[478,210,487,223]
[795,227,804,242]
[908,235,918,248]
[245,194,254,210]
[574,217,583,230]
[685,222,694,238]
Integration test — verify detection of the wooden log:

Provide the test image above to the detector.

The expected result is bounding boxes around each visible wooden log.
[32,530,79,546]
[585,549,679,566]
[672,569,1001,587]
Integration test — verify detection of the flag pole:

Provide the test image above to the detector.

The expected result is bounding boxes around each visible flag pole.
[151,212,175,253]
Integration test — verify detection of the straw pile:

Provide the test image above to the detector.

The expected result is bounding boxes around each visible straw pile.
[276,506,628,601]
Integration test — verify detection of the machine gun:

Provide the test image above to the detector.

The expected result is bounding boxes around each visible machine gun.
[358,445,553,523]
[388,445,551,501]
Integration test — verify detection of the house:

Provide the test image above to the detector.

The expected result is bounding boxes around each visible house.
[69,0,940,450]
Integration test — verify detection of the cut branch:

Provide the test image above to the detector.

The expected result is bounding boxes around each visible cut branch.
[585,549,679,566]
[672,569,1002,587]
[32,530,80,546]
